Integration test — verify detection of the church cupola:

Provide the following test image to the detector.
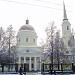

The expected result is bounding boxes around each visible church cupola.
[19,19,35,31]
[26,18,29,24]
[17,19,37,47]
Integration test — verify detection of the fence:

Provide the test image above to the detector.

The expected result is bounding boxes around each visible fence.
[41,63,75,74]
[0,63,75,74]
[0,63,26,74]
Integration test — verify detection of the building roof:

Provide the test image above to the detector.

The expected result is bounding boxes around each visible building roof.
[19,19,35,31]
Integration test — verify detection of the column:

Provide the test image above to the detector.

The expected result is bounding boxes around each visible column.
[73,55,74,62]
[29,57,31,71]
[24,57,26,63]
[40,57,42,71]
[18,57,21,64]
[34,57,37,71]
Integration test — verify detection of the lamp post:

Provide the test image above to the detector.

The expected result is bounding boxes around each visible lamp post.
[9,36,10,63]
[8,35,11,71]
[51,40,53,71]
[57,49,60,70]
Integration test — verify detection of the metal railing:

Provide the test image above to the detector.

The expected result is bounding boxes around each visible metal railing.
[0,63,75,75]
[41,63,75,75]
[0,63,26,75]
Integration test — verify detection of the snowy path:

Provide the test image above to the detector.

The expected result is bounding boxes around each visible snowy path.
[0,72,42,75]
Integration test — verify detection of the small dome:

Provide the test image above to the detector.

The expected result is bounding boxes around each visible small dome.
[19,19,35,31]
[19,25,35,31]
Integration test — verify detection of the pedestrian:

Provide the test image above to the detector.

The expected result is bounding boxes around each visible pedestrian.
[19,66,23,75]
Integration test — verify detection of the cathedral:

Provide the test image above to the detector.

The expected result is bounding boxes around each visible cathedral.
[16,19,43,71]
[16,2,75,71]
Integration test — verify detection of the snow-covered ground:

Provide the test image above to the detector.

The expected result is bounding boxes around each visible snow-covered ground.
[0,72,42,75]
[0,72,75,75]
[0,74,75,75]
[0,74,20,75]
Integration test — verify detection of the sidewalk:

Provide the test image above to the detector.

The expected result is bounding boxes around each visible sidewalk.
[26,72,42,75]
[0,73,75,75]
[0,72,42,75]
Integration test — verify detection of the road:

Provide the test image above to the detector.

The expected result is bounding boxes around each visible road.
[0,72,75,75]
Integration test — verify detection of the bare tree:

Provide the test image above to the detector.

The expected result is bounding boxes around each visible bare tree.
[5,25,16,63]
[43,21,65,65]
[43,21,57,66]
[0,27,5,50]
[53,30,66,69]
[0,25,16,64]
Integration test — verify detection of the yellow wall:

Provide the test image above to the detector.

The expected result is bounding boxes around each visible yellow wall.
[18,36,37,46]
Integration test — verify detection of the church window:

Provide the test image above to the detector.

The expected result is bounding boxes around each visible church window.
[18,38,20,42]
[26,38,29,42]
[67,26,69,30]
[26,57,29,60]
[33,39,35,43]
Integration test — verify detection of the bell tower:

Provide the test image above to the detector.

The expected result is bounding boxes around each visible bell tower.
[62,2,71,47]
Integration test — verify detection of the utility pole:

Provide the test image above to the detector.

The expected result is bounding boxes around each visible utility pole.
[51,36,53,71]
[57,49,60,70]
[8,35,11,71]
[9,36,10,63]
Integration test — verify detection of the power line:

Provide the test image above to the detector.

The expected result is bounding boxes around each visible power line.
[35,0,74,8]
[0,0,73,12]
[0,0,62,10]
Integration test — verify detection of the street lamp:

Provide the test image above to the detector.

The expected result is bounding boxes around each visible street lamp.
[9,36,10,63]
[50,41,53,71]
[8,35,11,71]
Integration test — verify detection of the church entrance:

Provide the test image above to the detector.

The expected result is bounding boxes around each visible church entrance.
[25,64,29,72]
[18,57,42,71]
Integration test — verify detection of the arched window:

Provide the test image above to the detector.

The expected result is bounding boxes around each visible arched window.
[26,38,29,42]
[67,26,69,30]
[33,39,35,43]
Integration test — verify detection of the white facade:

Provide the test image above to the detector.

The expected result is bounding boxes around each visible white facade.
[62,2,75,55]
[16,19,43,71]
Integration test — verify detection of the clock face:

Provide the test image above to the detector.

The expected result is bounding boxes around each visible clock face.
[26,50,29,53]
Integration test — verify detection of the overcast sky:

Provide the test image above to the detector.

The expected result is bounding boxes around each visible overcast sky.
[0,0,75,45]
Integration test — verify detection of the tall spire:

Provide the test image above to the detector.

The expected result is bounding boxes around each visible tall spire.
[63,2,68,21]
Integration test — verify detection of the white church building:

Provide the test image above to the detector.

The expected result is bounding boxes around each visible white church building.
[62,2,75,55]
[16,19,43,71]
